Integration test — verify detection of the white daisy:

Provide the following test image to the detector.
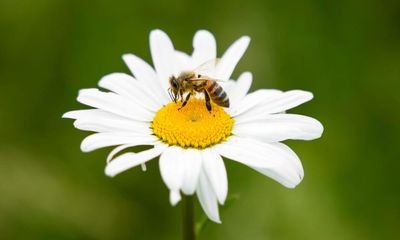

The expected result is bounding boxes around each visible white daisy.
[63,29,323,223]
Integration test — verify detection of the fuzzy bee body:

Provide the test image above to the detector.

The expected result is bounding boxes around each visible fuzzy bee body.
[203,80,229,108]
[168,69,230,112]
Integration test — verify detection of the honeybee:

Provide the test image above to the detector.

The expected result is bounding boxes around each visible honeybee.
[168,59,229,112]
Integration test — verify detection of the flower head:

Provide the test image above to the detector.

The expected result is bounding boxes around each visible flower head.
[63,30,323,223]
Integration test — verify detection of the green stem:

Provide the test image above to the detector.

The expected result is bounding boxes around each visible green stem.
[182,195,196,240]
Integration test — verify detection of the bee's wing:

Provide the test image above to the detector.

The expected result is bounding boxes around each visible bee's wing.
[193,58,220,76]
[187,77,225,83]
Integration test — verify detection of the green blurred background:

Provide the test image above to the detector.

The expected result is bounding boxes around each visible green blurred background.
[1,0,399,239]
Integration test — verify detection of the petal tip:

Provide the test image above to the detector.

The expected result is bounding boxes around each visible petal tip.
[307,91,314,101]
[122,53,133,60]
[308,118,324,140]
[150,29,168,40]
[237,36,251,48]
[284,174,304,189]
[169,191,181,206]
[211,216,222,224]
[317,121,324,133]
[195,29,212,35]
[62,112,72,119]
[301,90,314,101]
[193,29,215,41]
[80,141,91,153]
[240,71,253,80]
[98,75,109,88]
[104,165,117,177]
[241,35,251,42]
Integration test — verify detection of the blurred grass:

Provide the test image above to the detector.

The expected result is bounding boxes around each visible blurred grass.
[0,0,399,239]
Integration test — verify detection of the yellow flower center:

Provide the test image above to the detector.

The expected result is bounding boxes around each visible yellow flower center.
[151,98,234,149]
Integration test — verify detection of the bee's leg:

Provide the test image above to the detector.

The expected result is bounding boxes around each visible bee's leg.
[180,90,184,102]
[204,90,212,113]
[178,93,191,110]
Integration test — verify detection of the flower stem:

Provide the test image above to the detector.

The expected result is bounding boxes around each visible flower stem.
[182,195,195,240]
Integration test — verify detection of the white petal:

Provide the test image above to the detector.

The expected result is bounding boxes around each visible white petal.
[215,36,250,80]
[175,50,193,72]
[98,73,160,111]
[159,146,185,197]
[214,137,285,168]
[230,89,282,116]
[122,54,157,82]
[272,142,304,178]
[234,90,313,117]
[63,109,112,120]
[196,169,221,223]
[77,88,153,121]
[64,109,151,134]
[73,119,151,134]
[233,114,324,142]
[228,72,253,109]
[214,136,302,188]
[105,144,167,177]
[107,142,158,163]
[141,163,147,171]
[150,29,176,93]
[220,80,236,94]
[202,148,228,204]
[97,72,135,97]
[181,148,202,195]
[122,53,168,104]
[250,167,299,189]
[191,30,217,68]
[170,190,182,206]
[80,132,157,152]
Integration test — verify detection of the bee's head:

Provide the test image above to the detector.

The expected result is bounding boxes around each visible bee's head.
[168,76,180,102]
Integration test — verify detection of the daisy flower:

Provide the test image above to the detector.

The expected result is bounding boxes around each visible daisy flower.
[63,29,323,223]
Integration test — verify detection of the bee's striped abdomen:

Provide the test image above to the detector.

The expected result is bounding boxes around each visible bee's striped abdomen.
[205,81,230,108]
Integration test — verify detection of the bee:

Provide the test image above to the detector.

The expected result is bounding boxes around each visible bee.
[168,59,229,112]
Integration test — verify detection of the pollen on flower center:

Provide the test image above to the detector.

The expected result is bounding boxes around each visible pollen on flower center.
[151,98,234,149]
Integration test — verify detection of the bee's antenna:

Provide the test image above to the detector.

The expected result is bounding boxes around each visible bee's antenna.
[173,90,177,103]
[167,88,172,100]
[168,88,175,102]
